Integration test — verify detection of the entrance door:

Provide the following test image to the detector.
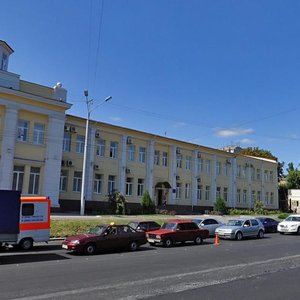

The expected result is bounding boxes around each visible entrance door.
[157,189,163,206]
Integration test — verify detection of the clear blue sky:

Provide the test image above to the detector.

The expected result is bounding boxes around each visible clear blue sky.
[1,0,300,171]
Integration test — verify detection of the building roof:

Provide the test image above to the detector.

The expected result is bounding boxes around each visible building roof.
[0,40,14,54]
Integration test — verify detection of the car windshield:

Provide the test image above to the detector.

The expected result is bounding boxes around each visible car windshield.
[192,219,203,224]
[227,220,243,226]
[285,216,300,222]
[128,222,138,229]
[161,223,177,230]
[87,226,106,235]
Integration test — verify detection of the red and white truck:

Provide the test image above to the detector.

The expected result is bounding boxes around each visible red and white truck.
[0,190,51,250]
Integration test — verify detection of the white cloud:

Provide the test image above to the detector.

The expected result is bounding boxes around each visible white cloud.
[238,138,255,144]
[110,116,122,122]
[215,127,254,137]
[173,122,187,128]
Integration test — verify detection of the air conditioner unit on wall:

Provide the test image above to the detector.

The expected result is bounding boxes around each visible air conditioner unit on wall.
[95,131,100,138]
[70,126,77,133]
[197,177,201,183]
[61,160,66,166]
[67,160,74,167]
[127,137,133,144]
[94,164,99,170]
[125,168,131,174]
[176,175,180,180]
[176,148,181,154]
[64,125,70,132]
[197,152,201,158]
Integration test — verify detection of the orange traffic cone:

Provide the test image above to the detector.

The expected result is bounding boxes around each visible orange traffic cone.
[214,233,220,246]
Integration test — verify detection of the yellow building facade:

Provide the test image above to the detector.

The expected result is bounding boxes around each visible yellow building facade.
[0,41,279,213]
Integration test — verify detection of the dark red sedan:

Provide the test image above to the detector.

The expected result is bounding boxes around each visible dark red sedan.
[62,224,147,255]
[146,220,209,247]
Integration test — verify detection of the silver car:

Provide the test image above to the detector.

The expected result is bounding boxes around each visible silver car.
[215,218,264,240]
[192,218,223,236]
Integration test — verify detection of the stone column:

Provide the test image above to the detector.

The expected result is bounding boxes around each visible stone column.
[146,140,154,199]
[118,135,127,194]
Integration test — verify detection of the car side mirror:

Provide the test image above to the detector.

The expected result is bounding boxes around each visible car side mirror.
[200,223,204,226]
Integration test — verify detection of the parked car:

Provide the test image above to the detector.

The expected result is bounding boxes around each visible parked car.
[62,224,147,255]
[146,220,209,247]
[257,217,279,233]
[215,218,264,240]
[277,215,300,235]
[128,221,161,232]
[192,218,223,236]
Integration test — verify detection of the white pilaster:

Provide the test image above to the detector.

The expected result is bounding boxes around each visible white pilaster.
[229,157,237,207]
[85,127,96,201]
[191,150,198,208]
[146,140,154,199]
[119,135,127,194]
[0,107,18,189]
[211,154,217,204]
[169,145,177,204]
[42,115,65,207]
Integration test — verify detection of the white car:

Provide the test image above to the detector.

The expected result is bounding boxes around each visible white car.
[277,215,300,234]
[192,218,223,236]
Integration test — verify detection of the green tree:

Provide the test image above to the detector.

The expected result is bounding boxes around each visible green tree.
[214,197,227,215]
[239,147,277,161]
[141,190,155,214]
[108,191,127,215]
[287,169,300,189]
[253,199,264,214]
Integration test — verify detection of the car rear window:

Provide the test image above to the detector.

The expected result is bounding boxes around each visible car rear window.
[161,223,177,230]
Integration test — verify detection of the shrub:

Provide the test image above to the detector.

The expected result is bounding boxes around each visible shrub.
[253,199,264,214]
[278,212,290,220]
[141,190,155,214]
[108,191,127,215]
[214,197,227,215]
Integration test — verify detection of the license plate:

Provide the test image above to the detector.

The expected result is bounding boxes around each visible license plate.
[147,239,155,243]
[62,244,68,249]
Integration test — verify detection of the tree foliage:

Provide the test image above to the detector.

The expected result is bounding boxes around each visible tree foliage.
[239,147,277,161]
[287,169,300,189]
[141,190,155,214]
[108,191,127,215]
[253,199,264,214]
[214,197,227,215]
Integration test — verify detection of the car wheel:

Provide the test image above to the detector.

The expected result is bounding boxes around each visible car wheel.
[235,231,243,241]
[129,241,139,251]
[280,232,285,235]
[83,243,96,255]
[19,238,33,250]
[257,230,264,239]
[163,238,173,248]
[194,236,203,245]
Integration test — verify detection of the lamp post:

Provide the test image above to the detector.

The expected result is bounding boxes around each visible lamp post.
[80,90,112,216]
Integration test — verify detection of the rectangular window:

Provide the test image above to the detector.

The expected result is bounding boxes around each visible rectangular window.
[270,192,274,204]
[265,191,269,204]
[198,158,203,173]
[127,144,135,161]
[176,154,182,168]
[76,135,85,154]
[264,170,268,181]
[242,166,246,178]
[110,142,118,159]
[185,183,191,199]
[257,190,261,201]
[108,175,116,194]
[251,167,255,180]
[139,147,146,163]
[126,178,133,196]
[243,189,247,203]
[205,186,210,201]
[94,174,102,194]
[223,163,228,176]
[223,187,228,202]
[270,171,274,182]
[206,160,211,175]
[197,184,202,200]
[176,183,182,199]
[62,132,71,152]
[216,161,221,175]
[237,165,241,178]
[17,120,29,142]
[137,178,144,196]
[154,150,160,165]
[237,189,241,203]
[22,203,34,216]
[73,171,82,192]
[216,186,221,199]
[28,167,40,195]
[186,156,191,170]
[96,139,105,157]
[256,169,261,181]
[60,170,68,192]
[12,165,24,191]
[162,152,168,167]
[33,123,45,145]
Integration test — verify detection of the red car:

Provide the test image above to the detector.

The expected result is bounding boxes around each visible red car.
[146,220,209,247]
[62,224,147,255]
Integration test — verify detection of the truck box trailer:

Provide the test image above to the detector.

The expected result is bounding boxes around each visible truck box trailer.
[0,190,50,250]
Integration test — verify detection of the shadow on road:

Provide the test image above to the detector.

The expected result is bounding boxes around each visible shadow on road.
[0,253,70,265]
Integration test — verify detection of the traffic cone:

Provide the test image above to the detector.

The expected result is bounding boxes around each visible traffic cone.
[214,233,220,246]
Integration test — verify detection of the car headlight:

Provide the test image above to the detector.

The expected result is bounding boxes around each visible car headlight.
[70,240,80,245]
[156,235,162,239]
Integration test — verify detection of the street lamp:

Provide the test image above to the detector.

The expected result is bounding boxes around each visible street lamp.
[80,90,112,215]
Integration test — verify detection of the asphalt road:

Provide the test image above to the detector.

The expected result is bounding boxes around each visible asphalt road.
[1,233,300,300]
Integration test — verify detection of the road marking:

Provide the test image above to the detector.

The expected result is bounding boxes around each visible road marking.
[12,253,300,300]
